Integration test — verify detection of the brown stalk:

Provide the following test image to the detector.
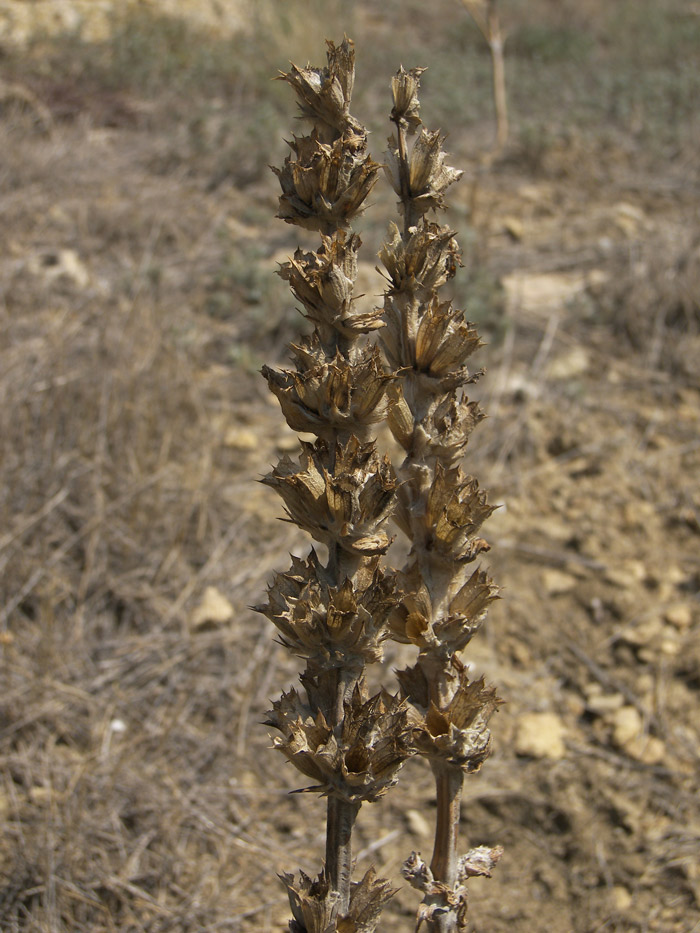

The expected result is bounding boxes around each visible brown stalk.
[430,762,463,889]
[381,64,503,932]
[260,39,408,932]
[393,117,413,237]
[261,39,503,933]
[325,796,361,914]
[326,662,360,911]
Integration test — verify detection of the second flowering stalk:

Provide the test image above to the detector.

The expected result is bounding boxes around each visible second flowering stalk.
[380,67,503,932]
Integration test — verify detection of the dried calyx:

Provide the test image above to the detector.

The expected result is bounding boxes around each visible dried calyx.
[272,40,380,235]
[282,867,397,933]
[280,232,385,344]
[267,679,409,803]
[260,39,502,933]
[260,550,395,672]
[262,344,394,442]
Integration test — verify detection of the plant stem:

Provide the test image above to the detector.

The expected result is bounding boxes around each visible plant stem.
[487,0,508,154]
[326,796,361,914]
[325,665,361,912]
[429,761,463,932]
[458,0,508,156]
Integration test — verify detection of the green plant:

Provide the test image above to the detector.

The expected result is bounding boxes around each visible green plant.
[258,39,502,932]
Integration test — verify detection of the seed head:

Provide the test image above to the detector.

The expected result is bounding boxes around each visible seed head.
[262,437,397,557]
[274,132,381,233]
[399,664,501,770]
[257,551,396,673]
[382,295,482,391]
[267,680,411,802]
[281,869,339,933]
[389,565,498,656]
[279,37,361,142]
[385,129,463,218]
[419,464,496,557]
[279,232,385,343]
[390,65,426,133]
[281,866,396,933]
[379,221,461,296]
[262,343,395,442]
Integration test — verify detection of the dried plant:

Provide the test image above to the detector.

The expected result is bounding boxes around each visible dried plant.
[457,0,509,156]
[258,39,502,933]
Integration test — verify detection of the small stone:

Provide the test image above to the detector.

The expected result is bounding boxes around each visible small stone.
[611,885,633,911]
[660,634,680,656]
[609,707,666,765]
[620,618,661,647]
[605,560,647,589]
[613,201,646,237]
[191,586,234,629]
[503,216,524,240]
[586,269,609,291]
[515,712,567,760]
[610,706,643,747]
[666,565,687,586]
[665,603,693,630]
[625,734,666,766]
[547,347,590,380]
[621,500,656,531]
[32,248,90,288]
[565,694,586,717]
[541,569,577,596]
[224,427,258,450]
[406,808,431,838]
[586,692,625,715]
[275,435,299,452]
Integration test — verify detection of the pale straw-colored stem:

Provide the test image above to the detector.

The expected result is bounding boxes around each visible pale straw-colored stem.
[458,0,508,155]
[326,796,361,914]
[487,1,508,153]
[326,666,362,913]
[429,760,464,933]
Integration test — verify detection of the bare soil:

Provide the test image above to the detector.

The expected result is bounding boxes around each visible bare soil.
[1,4,699,932]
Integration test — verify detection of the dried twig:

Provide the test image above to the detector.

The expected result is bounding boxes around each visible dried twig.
[457,0,509,157]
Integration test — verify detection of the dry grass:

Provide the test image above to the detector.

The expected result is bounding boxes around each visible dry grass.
[590,226,700,377]
[0,107,307,931]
